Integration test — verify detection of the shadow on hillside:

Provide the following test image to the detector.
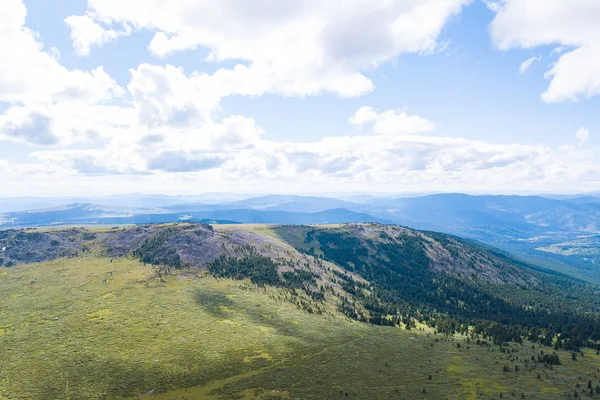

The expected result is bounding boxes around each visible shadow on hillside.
[34,348,258,400]
[194,289,232,319]
[193,287,306,340]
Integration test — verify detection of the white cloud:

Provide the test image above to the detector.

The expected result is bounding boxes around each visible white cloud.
[2,0,470,156]
[490,0,600,102]
[6,133,600,195]
[148,152,225,173]
[519,56,540,74]
[0,103,135,146]
[549,46,566,56]
[576,127,590,144]
[349,106,436,135]
[33,148,147,176]
[65,15,131,56]
[67,0,470,99]
[0,0,123,106]
[0,107,57,145]
[127,64,272,127]
[542,46,600,103]
[0,0,125,147]
[20,106,600,197]
[482,0,500,12]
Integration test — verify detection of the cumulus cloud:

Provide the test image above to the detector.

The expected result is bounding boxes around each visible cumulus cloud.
[148,152,225,173]
[0,103,135,146]
[490,0,600,102]
[349,106,436,135]
[10,125,600,194]
[482,0,500,12]
[0,0,124,147]
[0,0,123,105]
[33,148,147,175]
[0,108,57,145]
[127,64,270,127]
[65,15,131,56]
[3,0,469,152]
[67,0,470,99]
[542,46,600,103]
[8,101,598,196]
[130,115,265,157]
[283,150,359,176]
[519,56,540,74]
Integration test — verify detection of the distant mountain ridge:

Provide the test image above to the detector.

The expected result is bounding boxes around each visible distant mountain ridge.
[0,203,391,228]
[222,195,360,213]
[2,192,600,282]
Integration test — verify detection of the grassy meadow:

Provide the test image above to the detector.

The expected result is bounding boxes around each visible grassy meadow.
[1,256,600,399]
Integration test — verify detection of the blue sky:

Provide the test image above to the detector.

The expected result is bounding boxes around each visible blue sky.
[1,0,599,196]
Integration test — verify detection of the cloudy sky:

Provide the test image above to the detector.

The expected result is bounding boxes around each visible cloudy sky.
[0,0,599,196]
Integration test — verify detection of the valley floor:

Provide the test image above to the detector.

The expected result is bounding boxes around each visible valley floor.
[1,257,600,399]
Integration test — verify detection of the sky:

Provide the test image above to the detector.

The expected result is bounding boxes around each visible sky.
[0,0,599,197]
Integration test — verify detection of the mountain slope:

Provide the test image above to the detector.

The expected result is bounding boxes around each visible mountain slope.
[357,194,600,282]
[5,256,599,399]
[273,225,600,347]
[5,193,600,284]
[2,222,599,352]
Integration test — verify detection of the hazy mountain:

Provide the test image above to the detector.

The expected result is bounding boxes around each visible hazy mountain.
[0,197,94,213]
[563,196,600,205]
[364,193,600,237]
[525,203,600,232]
[0,203,390,228]
[222,194,360,212]
[0,203,152,226]
[0,193,259,213]
[540,193,600,201]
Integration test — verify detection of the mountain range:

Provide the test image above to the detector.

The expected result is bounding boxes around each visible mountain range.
[2,192,600,281]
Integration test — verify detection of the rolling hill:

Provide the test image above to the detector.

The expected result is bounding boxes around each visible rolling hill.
[3,192,600,283]
[1,222,598,348]
[2,222,600,399]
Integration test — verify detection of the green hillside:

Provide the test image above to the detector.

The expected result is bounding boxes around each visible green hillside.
[2,256,600,399]
[2,223,600,399]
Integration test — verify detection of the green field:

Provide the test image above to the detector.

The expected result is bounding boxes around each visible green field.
[2,257,600,399]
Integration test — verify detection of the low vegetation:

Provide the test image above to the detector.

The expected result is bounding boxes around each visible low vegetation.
[2,257,600,399]
[2,223,600,398]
